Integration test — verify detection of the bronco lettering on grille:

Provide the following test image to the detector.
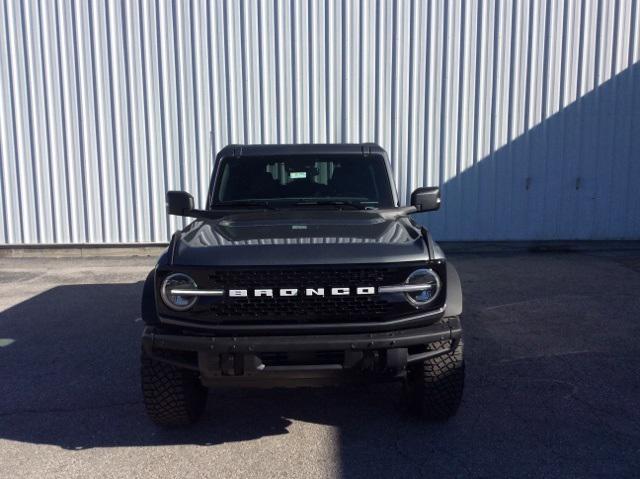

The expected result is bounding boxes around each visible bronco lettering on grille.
[227,287,376,298]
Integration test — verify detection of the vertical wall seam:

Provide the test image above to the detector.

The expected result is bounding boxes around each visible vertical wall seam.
[340,0,347,142]
[572,0,587,239]
[0,136,6,242]
[308,0,314,142]
[605,0,621,235]
[153,0,170,240]
[357,0,364,141]
[87,0,107,242]
[624,0,638,236]
[373,0,381,142]
[239,0,249,143]
[138,0,155,241]
[389,0,397,170]
[537,0,552,240]
[257,0,265,143]
[3,0,24,242]
[70,0,90,242]
[35,0,56,242]
[189,0,201,204]
[487,0,501,237]
[590,0,604,237]
[324,0,330,141]
[54,0,75,243]
[289,0,298,143]
[171,0,184,190]
[523,0,535,232]
[119,0,138,241]
[505,0,518,234]
[222,0,233,143]
[422,0,432,187]
[554,0,569,238]
[18,0,40,242]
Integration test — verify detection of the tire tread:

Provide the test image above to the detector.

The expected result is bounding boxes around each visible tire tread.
[141,350,207,427]
[408,337,465,420]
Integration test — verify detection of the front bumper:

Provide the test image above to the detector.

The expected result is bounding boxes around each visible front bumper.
[142,317,462,387]
[143,316,460,355]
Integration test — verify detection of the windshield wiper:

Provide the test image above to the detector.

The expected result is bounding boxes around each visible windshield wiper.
[213,200,277,210]
[291,200,368,210]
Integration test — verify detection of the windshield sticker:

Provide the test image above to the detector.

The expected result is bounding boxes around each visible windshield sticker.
[290,171,307,179]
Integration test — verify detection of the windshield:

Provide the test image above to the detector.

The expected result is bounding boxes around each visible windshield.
[210,156,395,209]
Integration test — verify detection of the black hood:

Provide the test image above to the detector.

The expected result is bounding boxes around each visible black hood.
[171,210,430,266]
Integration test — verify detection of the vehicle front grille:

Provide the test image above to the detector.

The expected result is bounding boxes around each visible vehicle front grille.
[198,265,418,324]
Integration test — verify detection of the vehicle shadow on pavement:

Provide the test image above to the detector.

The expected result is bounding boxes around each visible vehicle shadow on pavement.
[0,281,409,454]
[0,282,400,450]
[1,253,640,478]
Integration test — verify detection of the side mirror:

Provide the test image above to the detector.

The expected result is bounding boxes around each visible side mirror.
[166,191,194,216]
[410,187,441,212]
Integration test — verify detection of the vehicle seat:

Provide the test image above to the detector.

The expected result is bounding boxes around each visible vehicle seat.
[224,170,280,200]
[284,177,324,197]
[328,165,374,198]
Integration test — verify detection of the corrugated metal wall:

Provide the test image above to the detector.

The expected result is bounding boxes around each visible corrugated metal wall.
[1,0,639,244]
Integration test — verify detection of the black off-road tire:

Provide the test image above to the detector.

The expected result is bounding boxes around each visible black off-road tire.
[406,338,465,420]
[141,350,208,427]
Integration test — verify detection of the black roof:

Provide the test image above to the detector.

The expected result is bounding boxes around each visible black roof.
[216,143,388,160]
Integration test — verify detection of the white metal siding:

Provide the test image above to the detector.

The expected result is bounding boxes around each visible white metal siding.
[1,0,639,244]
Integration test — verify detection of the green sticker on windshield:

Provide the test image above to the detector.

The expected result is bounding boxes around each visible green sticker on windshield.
[290,171,306,179]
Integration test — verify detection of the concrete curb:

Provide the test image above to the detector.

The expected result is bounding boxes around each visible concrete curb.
[0,244,168,258]
[441,240,640,254]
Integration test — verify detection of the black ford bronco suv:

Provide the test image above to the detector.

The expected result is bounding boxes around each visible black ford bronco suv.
[141,143,464,426]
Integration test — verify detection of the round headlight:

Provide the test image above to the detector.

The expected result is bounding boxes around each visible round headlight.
[404,268,441,307]
[161,273,198,311]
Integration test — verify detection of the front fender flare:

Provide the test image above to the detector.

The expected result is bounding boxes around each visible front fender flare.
[444,263,463,317]
[141,269,160,326]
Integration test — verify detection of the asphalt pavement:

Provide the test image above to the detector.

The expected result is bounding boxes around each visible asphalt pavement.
[0,246,639,478]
